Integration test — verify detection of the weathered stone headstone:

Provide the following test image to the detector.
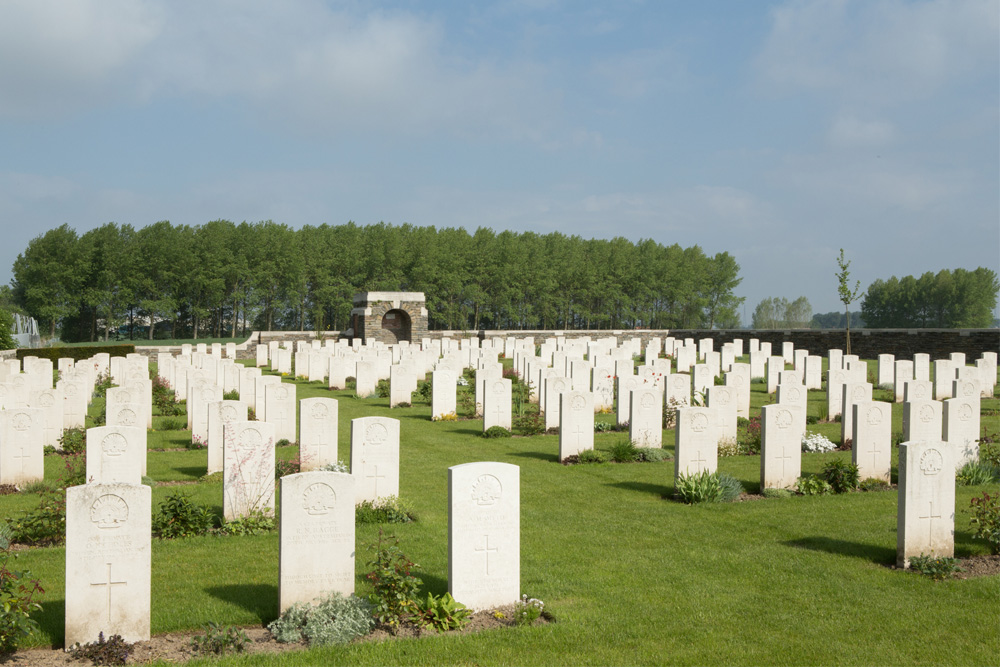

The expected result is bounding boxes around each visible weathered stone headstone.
[706,385,737,442]
[840,382,873,446]
[903,400,943,443]
[852,401,892,482]
[223,421,276,520]
[431,370,457,420]
[350,417,400,503]
[894,360,914,403]
[265,382,297,443]
[299,397,339,470]
[65,483,151,646]
[897,441,954,568]
[933,359,953,401]
[903,380,933,403]
[355,361,378,398]
[674,407,718,481]
[86,426,145,485]
[448,462,519,610]
[760,404,804,489]
[615,375,641,427]
[725,363,751,418]
[207,401,247,475]
[483,378,512,432]
[278,471,356,612]
[544,376,570,431]
[559,391,594,460]
[804,355,823,390]
[766,356,784,394]
[629,387,662,448]
[0,408,44,486]
[943,397,980,469]
[29,387,64,450]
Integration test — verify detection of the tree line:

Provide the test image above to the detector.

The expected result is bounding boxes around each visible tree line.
[860,268,998,329]
[10,221,745,341]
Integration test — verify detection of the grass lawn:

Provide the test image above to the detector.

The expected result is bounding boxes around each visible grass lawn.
[4,357,998,666]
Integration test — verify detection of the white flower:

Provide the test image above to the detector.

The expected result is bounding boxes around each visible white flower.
[801,432,836,453]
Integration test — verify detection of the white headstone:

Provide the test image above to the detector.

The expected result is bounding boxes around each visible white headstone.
[265,382,297,443]
[86,426,145,485]
[674,407,718,480]
[629,388,662,448]
[903,400,943,443]
[207,401,247,474]
[223,421,276,520]
[897,441,954,568]
[559,391,594,460]
[448,462,519,610]
[760,404,804,490]
[299,398,339,470]
[852,401,892,482]
[943,397,980,469]
[278,471,356,612]
[65,483,151,645]
[350,417,400,503]
[0,408,44,486]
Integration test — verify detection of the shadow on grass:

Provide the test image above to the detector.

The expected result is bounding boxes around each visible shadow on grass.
[168,466,207,479]
[605,480,672,498]
[33,597,65,649]
[784,536,895,564]
[509,450,560,463]
[206,583,277,619]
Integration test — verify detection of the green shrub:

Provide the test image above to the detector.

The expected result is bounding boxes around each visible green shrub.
[980,442,1000,468]
[7,486,66,546]
[593,421,615,433]
[956,461,1000,486]
[276,439,292,448]
[365,531,422,631]
[821,460,860,493]
[157,417,185,431]
[151,492,214,539]
[576,449,608,464]
[674,471,742,503]
[636,447,668,463]
[413,592,472,633]
[268,593,375,645]
[69,632,134,665]
[482,426,512,439]
[859,477,891,492]
[968,492,999,554]
[189,622,249,656]
[0,525,43,655]
[275,457,300,479]
[217,510,274,536]
[92,371,115,400]
[737,417,761,455]
[513,412,545,436]
[716,472,744,502]
[762,488,793,499]
[795,475,832,496]
[222,389,240,401]
[417,380,432,403]
[356,496,415,524]
[58,427,86,455]
[609,438,639,463]
[17,480,50,495]
[376,379,390,398]
[908,554,963,581]
[514,595,545,626]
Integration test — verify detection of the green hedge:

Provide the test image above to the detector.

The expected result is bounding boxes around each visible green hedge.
[15,344,136,362]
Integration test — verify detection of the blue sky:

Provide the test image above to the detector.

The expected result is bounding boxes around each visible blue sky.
[1,0,997,320]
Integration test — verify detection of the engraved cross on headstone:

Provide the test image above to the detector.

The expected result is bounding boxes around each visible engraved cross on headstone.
[867,445,879,474]
[692,448,707,472]
[778,445,794,478]
[90,562,127,623]
[919,500,942,542]
[475,534,499,576]
[571,421,586,445]
[13,446,28,474]
[366,464,385,497]
[493,399,505,424]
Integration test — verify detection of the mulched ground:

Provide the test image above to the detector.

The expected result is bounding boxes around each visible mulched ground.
[2,605,543,666]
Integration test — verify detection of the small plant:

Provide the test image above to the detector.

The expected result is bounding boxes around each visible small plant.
[356,496,416,524]
[980,442,1000,468]
[717,437,740,457]
[69,632,134,666]
[58,427,86,455]
[820,460,860,493]
[7,486,67,546]
[575,449,608,464]
[737,417,761,455]
[956,461,1000,486]
[16,481,49,495]
[0,525,43,655]
[151,491,214,539]
[801,432,836,453]
[514,595,545,626]
[217,509,275,536]
[92,371,115,399]
[320,461,350,473]
[276,438,292,448]
[968,492,999,554]
[376,379,390,398]
[365,531,422,631]
[795,475,832,496]
[674,470,741,504]
[433,412,459,422]
[417,380,432,402]
[482,426,512,439]
[189,622,250,655]
[593,421,615,433]
[268,593,374,645]
[223,389,240,401]
[275,457,300,478]
[859,477,891,492]
[608,438,639,463]
[413,592,472,632]
[395,401,412,408]
[908,554,963,581]
[188,434,207,450]
[635,447,668,463]
[762,488,793,499]
[513,412,545,436]
[157,417,185,431]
